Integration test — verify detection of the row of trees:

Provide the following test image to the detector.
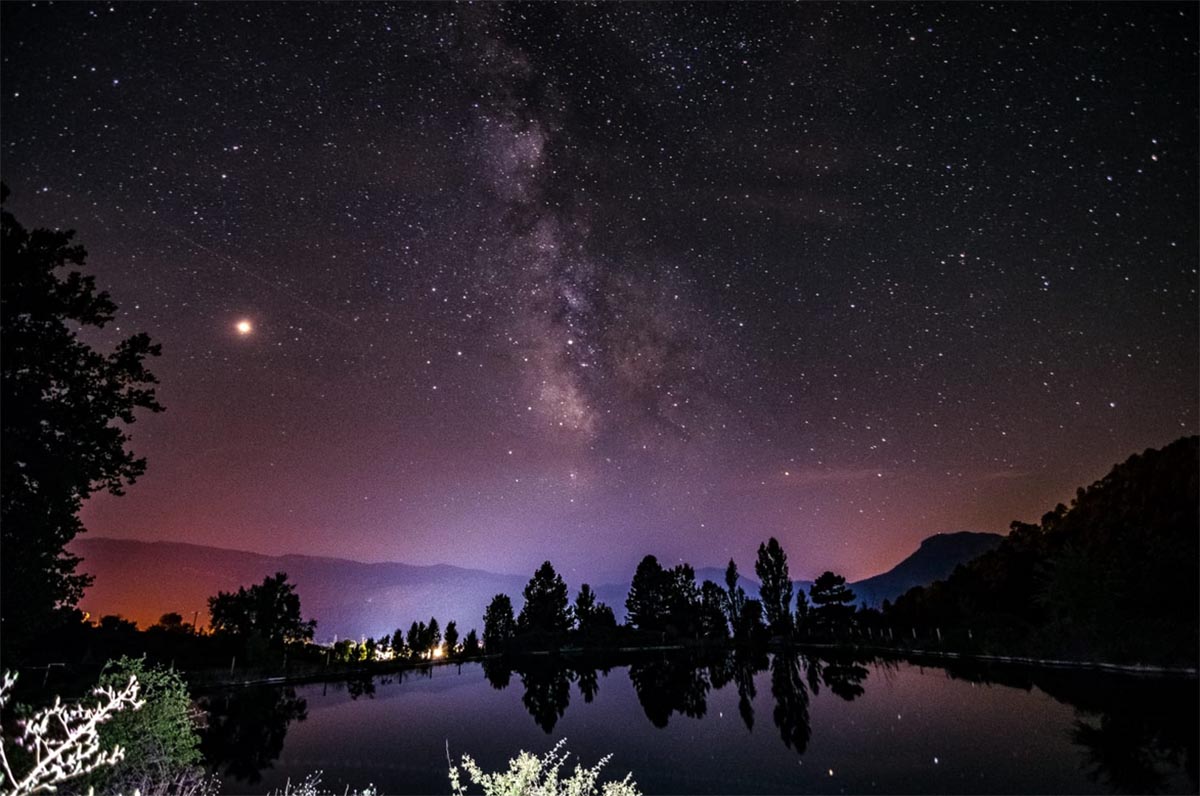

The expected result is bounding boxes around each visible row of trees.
[328,618,482,664]
[482,540,860,651]
[482,563,620,651]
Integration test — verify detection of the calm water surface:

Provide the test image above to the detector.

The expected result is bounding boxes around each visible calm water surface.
[199,651,1197,794]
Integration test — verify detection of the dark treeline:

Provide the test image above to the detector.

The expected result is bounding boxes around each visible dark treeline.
[883,436,1199,665]
[480,436,1199,667]
[479,539,868,654]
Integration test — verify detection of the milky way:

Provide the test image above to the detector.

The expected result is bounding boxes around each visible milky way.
[2,3,1196,581]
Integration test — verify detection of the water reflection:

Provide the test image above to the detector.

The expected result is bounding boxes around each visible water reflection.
[199,685,308,784]
[769,653,812,753]
[198,651,1198,794]
[628,653,711,728]
[936,657,1198,795]
[513,660,573,733]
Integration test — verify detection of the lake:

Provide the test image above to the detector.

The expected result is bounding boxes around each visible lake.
[198,650,1198,794]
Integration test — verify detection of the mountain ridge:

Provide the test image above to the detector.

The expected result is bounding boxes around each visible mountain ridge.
[71,530,1001,641]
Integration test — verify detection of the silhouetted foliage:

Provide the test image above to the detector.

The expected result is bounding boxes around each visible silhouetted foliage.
[626,555,669,632]
[885,437,1199,663]
[98,614,139,633]
[794,589,810,635]
[573,583,617,639]
[444,620,459,656]
[1,185,163,662]
[625,555,716,638]
[723,559,746,632]
[756,538,794,635]
[483,593,516,651]
[809,571,856,634]
[517,561,571,638]
[699,580,731,640]
[152,612,187,633]
[462,628,480,657]
[427,616,442,653]
[207,572,315,648]
[735,598,767,642]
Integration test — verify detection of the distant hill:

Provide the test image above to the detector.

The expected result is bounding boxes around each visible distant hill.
[73,529,998,641]
[850,531,1004,607]
[70,538,528,644]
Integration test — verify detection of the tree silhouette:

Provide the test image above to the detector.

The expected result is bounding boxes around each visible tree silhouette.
[574,583,617,637]
[207,572,315,647]
[626,555,669,632]
[795,589,810,636]
[517,561,571,638]
[407,620,426,656]
[699,580,731,639]
[665,563,701,636]
[809,571,856,634]
[724,559,746,632]
[462,628,480,657]
[1,184,163,661]
[483,593,516,651]
[444,620,459,656]
[755,538,794,635]
[427,616,442,655]
[736,598,767,641]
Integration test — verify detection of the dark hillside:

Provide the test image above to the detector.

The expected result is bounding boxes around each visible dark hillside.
[887,437,1199,664]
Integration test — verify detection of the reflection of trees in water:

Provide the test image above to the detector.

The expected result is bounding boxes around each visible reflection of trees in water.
[769,653,811,754]
[576,667,600,703]
[1070,691,1198,794]
[346,674,376,699]
[939,657,1198,795]
[517,662,573,733]
[816,654,870,701]
[480,648,1196,793]
[482,657,512,690]
[710,648,767,732]
[628,654,711,728]
[200,686,308,784]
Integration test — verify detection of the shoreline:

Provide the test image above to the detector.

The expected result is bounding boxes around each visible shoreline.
[186,641,1198,691]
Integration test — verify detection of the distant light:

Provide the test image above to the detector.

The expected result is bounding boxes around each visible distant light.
[235,319,253,336]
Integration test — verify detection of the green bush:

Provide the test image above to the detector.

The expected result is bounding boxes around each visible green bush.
[88,656,210,795]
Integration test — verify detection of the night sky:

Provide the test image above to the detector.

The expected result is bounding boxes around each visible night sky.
[2,3,1196,583]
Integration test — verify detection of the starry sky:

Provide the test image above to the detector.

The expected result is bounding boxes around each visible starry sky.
[3,3,1196,583]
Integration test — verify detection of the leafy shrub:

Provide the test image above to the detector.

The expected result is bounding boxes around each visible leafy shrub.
[88,656,213,795]
[449,739,641,796]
